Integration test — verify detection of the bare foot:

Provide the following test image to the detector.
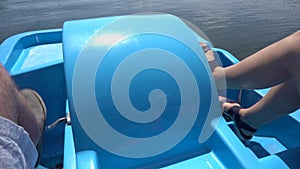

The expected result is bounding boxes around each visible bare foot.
[199,42,221,72]
[200,42,226,90]
[222,101,241,112]
[218,96,240,109]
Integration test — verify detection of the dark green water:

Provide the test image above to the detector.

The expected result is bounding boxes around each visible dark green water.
[0,0,299,59]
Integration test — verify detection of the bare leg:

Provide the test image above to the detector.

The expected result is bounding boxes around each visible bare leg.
[203,31,300,139]
[0,64,41,145]
[214,30,300,94]
[223,80,300,134]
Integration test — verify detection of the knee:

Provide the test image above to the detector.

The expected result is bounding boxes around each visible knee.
[291,30,300,43]
[288,30,300,55]
[295,30,300,35]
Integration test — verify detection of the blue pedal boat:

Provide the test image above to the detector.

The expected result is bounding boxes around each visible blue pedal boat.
[0,14,299,169]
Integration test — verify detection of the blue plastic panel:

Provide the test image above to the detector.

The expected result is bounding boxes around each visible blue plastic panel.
[63,14,221,168]
[0,29,62,72]
[77,151,100,169]
[259,155,289,169]
[64,101,77,169]
[64,125,76,169]
[11,43,62,72]
[162,152,224,169]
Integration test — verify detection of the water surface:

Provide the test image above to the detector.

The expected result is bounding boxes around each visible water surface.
[1,0,300,59]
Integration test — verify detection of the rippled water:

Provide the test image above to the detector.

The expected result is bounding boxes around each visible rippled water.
[0,0,299,59]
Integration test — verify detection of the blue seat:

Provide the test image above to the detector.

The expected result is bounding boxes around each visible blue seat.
[62,14,223,168]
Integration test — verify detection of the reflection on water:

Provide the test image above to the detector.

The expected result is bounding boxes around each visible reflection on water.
[0,0,299,59]
[0,1,6,11]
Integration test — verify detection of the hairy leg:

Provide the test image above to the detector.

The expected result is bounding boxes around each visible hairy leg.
[223,79,300,130]
[0,65,18,123]
[214,30,300,93]
[0,64,41,145]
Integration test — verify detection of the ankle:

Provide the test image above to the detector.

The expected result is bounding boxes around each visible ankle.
[239,109,259,130]
[213,67,226,90]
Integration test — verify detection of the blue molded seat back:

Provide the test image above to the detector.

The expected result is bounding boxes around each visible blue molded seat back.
[63,14,221,168]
